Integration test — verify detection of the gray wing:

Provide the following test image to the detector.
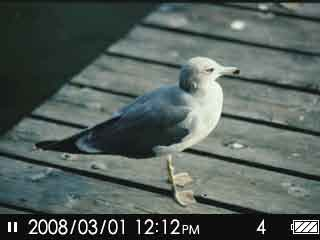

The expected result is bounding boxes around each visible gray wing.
[76,100,192,158]
[112,86,170,117]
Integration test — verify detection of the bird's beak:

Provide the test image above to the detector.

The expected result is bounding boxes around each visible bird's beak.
[220,66,240,75]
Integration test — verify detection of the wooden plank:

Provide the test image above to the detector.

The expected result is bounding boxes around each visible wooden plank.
[145,4,320,55]
[228,3,320,21]
[1,117,319,213]
[0,156,224,214]
[108,26,320,93]
[73,54,320,134]
[33,85,320,179]
[0,207,29,214]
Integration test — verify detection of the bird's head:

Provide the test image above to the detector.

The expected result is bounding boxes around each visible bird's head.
[179,56,239,93]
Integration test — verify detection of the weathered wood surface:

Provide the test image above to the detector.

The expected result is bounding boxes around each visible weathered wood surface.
[29,84,320,180]
[1,3,320,214]
[0,156,226,214]
[74,55,320,135]
[145,4,320,55]
[1,117,319,213]
[109,26,320,93]
[0,207,29,214]
[229,3,320,21]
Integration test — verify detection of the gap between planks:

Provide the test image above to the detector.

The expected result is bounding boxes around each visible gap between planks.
[0,204,34,214]
[105,51,320,96]
[108,25,320,95]
[223,3,320,22]
[141,22,319,57]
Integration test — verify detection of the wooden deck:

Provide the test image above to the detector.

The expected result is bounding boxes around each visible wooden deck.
[1,3,320,214]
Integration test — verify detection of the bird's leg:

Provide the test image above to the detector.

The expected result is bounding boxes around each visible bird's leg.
[168,172,193,187]
[167,155,176,188]
[167,155,196,207]
[167,156,193,187]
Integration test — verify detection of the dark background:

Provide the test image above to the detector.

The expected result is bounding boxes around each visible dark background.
[0,3,155,135]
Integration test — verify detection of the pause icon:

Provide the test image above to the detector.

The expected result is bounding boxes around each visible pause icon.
[7,222,17,233]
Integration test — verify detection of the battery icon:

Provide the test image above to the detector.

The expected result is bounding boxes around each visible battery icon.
[291,220,319,235]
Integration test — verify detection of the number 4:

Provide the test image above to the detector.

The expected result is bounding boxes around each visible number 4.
[257,219,266,235]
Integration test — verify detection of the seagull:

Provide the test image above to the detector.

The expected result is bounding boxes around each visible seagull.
[35,56,239,206]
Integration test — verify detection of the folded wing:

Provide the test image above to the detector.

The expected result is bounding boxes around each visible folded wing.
[76,101,191,158]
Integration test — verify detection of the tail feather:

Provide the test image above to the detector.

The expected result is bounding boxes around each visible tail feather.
[35,137,84,154]
[35,115,122,154]
[35,140,60,150]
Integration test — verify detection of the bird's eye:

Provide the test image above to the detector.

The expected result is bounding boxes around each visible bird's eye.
[205,68,214,73]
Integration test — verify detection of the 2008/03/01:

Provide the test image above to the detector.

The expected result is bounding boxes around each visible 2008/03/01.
[28,218,200,235]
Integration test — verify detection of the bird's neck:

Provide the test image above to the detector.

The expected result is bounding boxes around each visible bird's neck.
[180,80,222,100]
